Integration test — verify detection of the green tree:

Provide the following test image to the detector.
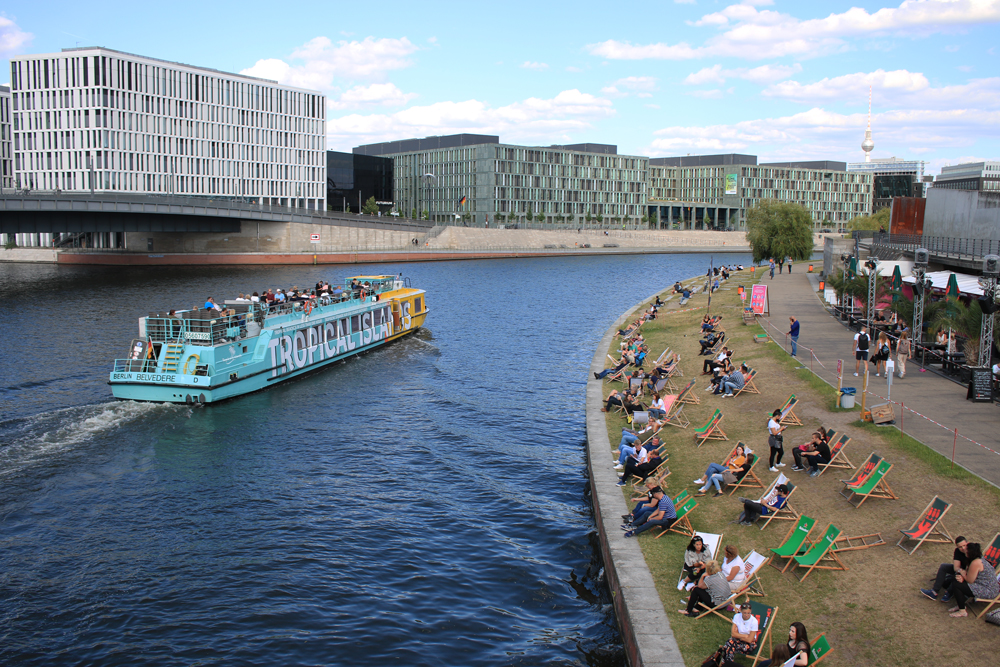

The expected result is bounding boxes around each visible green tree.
[585,213,592,223]
[422,209,429,220]
[411,207,417,219]
[361,196,379,215]
[535,211,545,223]
[847,207,890,232]
[745,200,815,264]
[596,213,604,223]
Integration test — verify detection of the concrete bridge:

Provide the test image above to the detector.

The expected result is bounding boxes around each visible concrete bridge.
[0,192,434,235]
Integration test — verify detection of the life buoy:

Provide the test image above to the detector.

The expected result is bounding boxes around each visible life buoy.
[182,353,200,375]
[304,301,313,315]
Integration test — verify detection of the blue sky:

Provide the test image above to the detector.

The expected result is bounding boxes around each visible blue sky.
[3,0,999,174]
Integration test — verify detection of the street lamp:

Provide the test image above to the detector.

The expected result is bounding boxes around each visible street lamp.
[911,248,930,345]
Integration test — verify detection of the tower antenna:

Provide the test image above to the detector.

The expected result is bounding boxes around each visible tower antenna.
[862,85,874,163]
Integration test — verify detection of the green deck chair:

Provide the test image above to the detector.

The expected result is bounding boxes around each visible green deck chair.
[747,600,778,667]
[770,515,816,573]
[808,632,834,665]
[656,491,698,538]
[694,408,728,447]
[842,460,896,508]
[792,524,845,582]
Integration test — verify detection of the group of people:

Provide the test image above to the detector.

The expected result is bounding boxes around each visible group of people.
[921,535,1000,618]
[767,257,793,279]
[202,278,388,314]
[852,324,914,379]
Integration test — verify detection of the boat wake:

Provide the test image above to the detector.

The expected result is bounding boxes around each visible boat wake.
[0,401,187,478]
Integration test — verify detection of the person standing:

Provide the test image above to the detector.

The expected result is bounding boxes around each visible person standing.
[787,257,793,273]
[853,326,870,377]
[787,317,800,357]
[769,259,775,279]
[767,409,787,472]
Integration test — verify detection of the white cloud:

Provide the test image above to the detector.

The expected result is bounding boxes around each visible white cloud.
[327,89,615,150]
[329,83,417,109]
[589,0,1000,61]
[683,63,801,85]
[945,44,961,51]
[601,76,658,96]
[566,65,584,72]
[646,106,1000,160]
[763,69,1000,110]
[521,61,549,70]
[241,36,418,91]
[0,16,32,56]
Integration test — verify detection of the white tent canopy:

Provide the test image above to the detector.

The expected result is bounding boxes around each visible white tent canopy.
[902,270,985,297]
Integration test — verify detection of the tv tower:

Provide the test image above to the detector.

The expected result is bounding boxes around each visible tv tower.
[861,85,874,162]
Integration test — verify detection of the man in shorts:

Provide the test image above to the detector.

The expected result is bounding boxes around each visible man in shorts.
[854,326,870,377]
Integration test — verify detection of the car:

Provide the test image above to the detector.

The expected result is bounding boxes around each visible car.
[819,228,832,233]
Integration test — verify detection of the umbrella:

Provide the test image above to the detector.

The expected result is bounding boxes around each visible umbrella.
[946,272,960,298]
[944,273,961,355]
[891,265,902,303]
[848,256,858,279]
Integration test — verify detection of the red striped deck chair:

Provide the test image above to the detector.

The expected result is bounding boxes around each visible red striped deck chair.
[662,394,690,429]
[840,457,896,508]
[815,433,854,476]
[675,378,699,405]
[896,496,953,555]
[694,408,727,447]
[777,394,803,427]
[971,532,1000,618]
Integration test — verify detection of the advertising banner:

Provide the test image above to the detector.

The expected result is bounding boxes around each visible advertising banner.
[750,284,769,315]
[725,173,738,195]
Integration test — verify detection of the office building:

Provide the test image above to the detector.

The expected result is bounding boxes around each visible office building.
[647,154,872,230]
[9,47,326,209]
[327,150,394,213]
[0,85,12,190]
[934,161,1000,193]
[847,157,926,212]
[354,134,647,226]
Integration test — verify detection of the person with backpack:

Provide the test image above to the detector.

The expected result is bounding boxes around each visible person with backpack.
[853,326,870,377]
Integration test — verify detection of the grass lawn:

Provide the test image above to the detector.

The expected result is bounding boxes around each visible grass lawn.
[600,270,1000,666]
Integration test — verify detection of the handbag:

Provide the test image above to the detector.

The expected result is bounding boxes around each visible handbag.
[986,608,1000,626]
[722,470,738,485]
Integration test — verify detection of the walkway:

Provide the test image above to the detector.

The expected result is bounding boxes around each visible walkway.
[758,269,1000,487]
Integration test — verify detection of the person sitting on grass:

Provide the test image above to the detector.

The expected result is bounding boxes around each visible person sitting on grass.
[737,484,789,526]
[693,444,749,497]
[721,545,746,593]
[757,622,809,667]
[678,560,730,617]
[679,535,711,591]
[921,536,970,603]
[673,281,684,294]
[623,487,676,538]
[943,542,999,618]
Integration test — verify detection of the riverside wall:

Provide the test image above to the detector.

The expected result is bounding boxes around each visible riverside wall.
[586,292,685,667]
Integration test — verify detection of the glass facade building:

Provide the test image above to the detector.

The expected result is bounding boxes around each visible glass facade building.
[0,85,12,190]
[9,47,326,209]
[847,158,925,212]
[934,161,1000,193]
[355,134,648,226]
[326,151,394,213]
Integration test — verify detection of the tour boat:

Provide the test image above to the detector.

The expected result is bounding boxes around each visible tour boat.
[109,275,428,404]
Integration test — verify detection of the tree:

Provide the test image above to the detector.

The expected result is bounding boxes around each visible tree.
[361,196,379,215]
[585,213,593,223]
[847,207,890,232]
[422,209,429,220]
[596,213,604,223]
[411,208,417,219]
[535,211,545,223]
[745,200,814,264]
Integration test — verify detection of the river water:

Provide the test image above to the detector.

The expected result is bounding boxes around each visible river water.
[0,252,750,666]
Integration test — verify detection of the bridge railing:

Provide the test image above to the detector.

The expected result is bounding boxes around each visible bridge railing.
[869,234,1000,263]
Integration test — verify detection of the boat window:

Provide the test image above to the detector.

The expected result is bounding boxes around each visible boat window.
[414,297,422,313]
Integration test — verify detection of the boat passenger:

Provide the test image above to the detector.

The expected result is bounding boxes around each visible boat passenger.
[250,292,261,303]
[204,297,222,311]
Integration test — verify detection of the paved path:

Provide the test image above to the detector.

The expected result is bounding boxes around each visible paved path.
[757,269,1000,487]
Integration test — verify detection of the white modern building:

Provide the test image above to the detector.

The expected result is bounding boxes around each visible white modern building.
[0,85,12,190]
[9,47,327,209]
[935,161,1000,193]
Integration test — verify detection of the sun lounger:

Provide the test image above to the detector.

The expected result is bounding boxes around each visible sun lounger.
[808,633,834,666]
[660,394,689,430]
[675,378,699,405]
[694,408,728,447]
[897,496,953,555]
[777,394,803,427]
[840,455,896,508]
[757,477,800,531]
[733,368,759,396]
[694,551,770,619]
[747,600,778,667]
[676,531,723,591]
[791,524,846,581]
[769,515,817,573]
[814,433,854,476]
[969,532,1000,619]
[653,347,671,366]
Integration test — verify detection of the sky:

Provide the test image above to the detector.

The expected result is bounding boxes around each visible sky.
[2,0,999,174]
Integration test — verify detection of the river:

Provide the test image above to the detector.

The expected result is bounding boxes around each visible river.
[0,252,750,666]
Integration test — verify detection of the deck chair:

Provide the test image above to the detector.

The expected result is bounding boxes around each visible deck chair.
[758,479,800,531]
[733,368,759,396]
[778,394,803,427]
[662,395,690,429]
[653,347,671,366]
[708,331,727,356]
[655,490,698,538]
[841,459,896,508]
[747,601,778,667]
[769,515,817,573]
[694,409,728,447]
[969,532,1000,619]
[814,433,854,476]
[808,633,834,666]
[628,376,643,396]
[652,376,670,396]
[897,496,953,555]
[675,378,699,405]
[792,524,846,582]
[694,551,770,619]
[838,452,882,493]
[676,532,723,590]
[727,452,765,496]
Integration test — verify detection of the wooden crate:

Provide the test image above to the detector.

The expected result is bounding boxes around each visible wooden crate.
[869,403,895,424]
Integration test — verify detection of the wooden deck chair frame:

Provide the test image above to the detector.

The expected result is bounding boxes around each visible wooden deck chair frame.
[675,378,699,405]
[839,452,882,491]
[653,347,671,366]
[662,397,690,429]
[733,368,759,396]
[792,524,846,582]
[694,409,728,447]
[769,515,817,573]
[815,434,855,476]
[748,601,778,667]
[808,633,834,666]
[778,394,803,427]
[628,376,643,397]
[655,491,698,538]
[758,480,800,531]
[842,460,897,508]
[896,495,953,555]
[694,551,771,620]
[708,331,727,356]
[727,452,765,496]
[969,532,1000,618]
